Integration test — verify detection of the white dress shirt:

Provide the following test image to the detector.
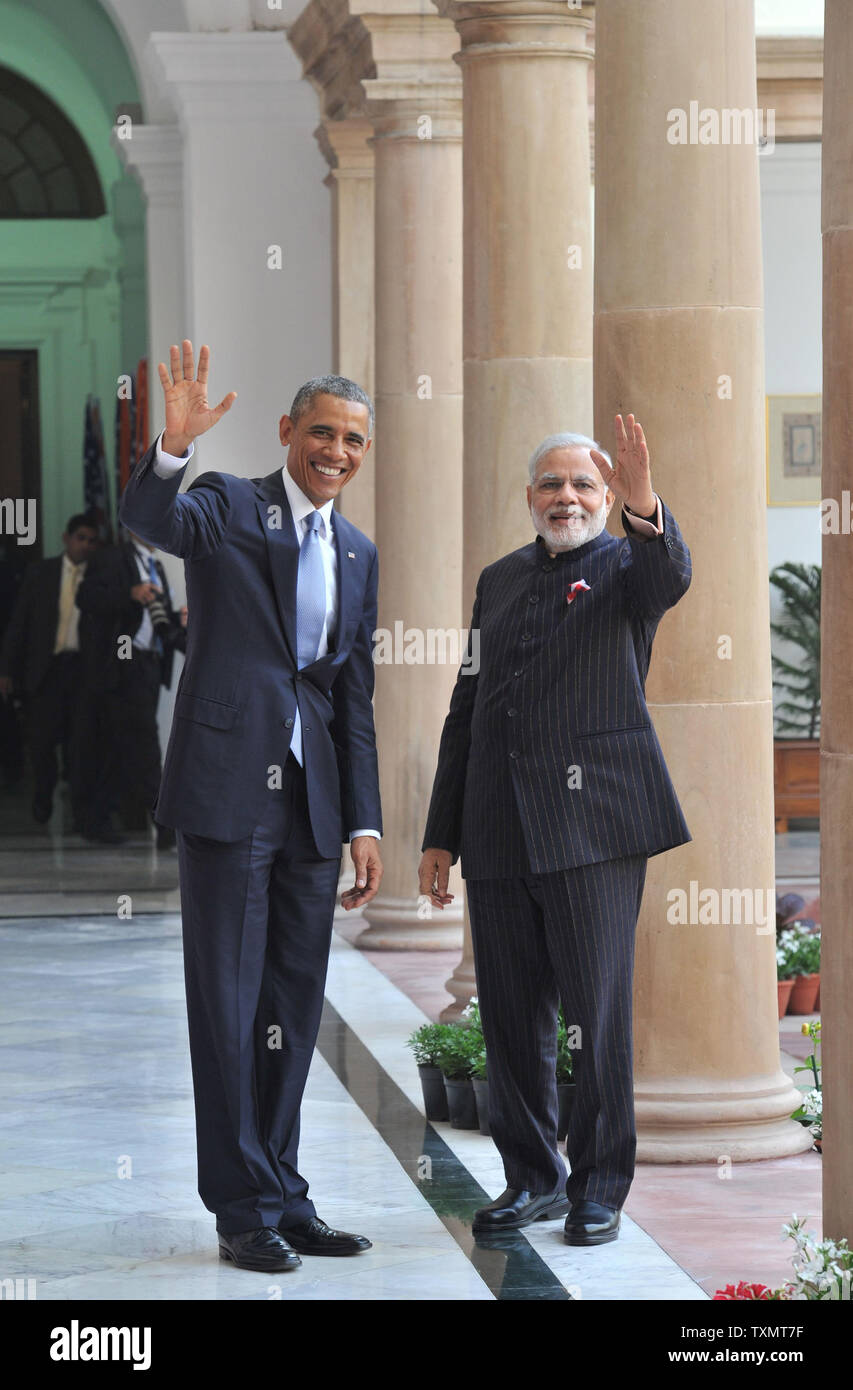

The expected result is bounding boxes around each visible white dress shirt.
[153,432,379,842]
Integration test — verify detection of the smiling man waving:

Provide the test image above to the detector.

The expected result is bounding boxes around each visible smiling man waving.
[120,341,382,1272]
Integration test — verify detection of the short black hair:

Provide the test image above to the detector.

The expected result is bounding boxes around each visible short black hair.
[65,512,99,536]
[289,375,374,438]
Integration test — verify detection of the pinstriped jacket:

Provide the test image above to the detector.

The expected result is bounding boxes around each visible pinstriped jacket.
[422,500,692,879]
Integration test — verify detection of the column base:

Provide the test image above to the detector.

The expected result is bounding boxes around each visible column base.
[439,948,477,1022]
[355,896,464,951]
[635,1073,817,1162]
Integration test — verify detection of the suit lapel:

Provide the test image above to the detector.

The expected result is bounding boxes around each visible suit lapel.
[330,509,359,655]
[255,470,299,666]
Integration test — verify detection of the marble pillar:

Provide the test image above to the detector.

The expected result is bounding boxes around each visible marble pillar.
[355,43,465,950]
[594,0,811,1160]
[820,0,853,1240]
[317,117,376,542]
[433,0,594,1007]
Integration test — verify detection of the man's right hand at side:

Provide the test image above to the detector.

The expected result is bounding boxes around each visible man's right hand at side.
[418,848,454,911]
[159,339,238,458]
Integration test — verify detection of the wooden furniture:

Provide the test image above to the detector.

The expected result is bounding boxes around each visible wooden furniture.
[774,738,820,832]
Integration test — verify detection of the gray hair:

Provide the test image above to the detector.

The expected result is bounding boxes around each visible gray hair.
[289,374,374,438]
[528,431,611,483]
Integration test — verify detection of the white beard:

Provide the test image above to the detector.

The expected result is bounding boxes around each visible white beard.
[532,495,610,551]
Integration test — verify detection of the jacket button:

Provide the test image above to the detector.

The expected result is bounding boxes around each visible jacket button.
[507,707,518,718]
[513,669,522,678]
[305,725,311,732]
[284,717,294,728]
[542,562,554,572]
[528,594,540,603]
[521,633,531,642]
[509,749,520,759]
[295,673,302,682]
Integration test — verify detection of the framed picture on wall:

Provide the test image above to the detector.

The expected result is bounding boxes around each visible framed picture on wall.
[766,394,822,506]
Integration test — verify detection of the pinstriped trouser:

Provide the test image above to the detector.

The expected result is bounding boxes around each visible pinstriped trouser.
[466,853,648,1210]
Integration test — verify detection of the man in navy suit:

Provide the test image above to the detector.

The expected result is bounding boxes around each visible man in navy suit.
[120,341,383,1271]
[420,415,691,1247]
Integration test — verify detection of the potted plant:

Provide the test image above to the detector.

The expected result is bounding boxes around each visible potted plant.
[461,998,490,1135]
[556,1007,576,1142]
[791,1020,821,1151]
[406,1021,449,1121]
[770,562,820,831]
[436,1025,480,1129]
[471,1048,490,1135]
[776,933,798,1018]
[787,927,821,1015]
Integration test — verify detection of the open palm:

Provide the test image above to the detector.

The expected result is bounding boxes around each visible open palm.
[590,413,654,512]
[158,340,237,450]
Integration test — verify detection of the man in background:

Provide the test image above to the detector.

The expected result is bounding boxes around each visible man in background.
[76,527,186,847]
[0,513,99,829]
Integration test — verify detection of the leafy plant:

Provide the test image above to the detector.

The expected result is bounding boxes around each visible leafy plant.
[780,1214,853,1301]
[470,1047,487,1082]
[406,1021,448,1069]
[435,1024,481,1081]
[556,1006,574,1084]
[791,1020,821,1140]
[769,562,821,739]
[776,923,820,981]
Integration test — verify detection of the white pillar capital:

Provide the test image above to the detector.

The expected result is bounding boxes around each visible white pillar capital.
[111,125,183,209]
[433,0,593,59]
[147,31,299,124]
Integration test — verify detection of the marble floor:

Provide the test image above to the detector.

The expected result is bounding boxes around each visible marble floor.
[0,912,712,1301]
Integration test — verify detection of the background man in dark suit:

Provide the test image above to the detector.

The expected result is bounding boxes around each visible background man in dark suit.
[75,528,187,846]
[119,341,383,1273]
[0,513,99,828]
[420,415,691,1247]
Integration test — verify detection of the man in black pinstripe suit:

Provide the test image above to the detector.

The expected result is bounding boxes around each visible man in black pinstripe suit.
[420,414,691,1246]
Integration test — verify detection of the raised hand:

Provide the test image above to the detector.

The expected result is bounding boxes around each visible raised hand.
[158,340,237,456]
[590,413,656,515]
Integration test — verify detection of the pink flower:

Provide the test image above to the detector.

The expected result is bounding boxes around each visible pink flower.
[712,1281,774,1300]
[567,579,591,604]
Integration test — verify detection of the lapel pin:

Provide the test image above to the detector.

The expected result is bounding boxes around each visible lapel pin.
[347,550,356,559]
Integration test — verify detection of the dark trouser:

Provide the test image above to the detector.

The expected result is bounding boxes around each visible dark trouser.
[27,652,88,822]
[98,650,162,827]
[176,752,341,1235]
[466,853,648,1211]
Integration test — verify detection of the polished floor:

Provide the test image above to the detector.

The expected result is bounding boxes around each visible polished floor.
[0,913,713,1301]
[0,778,822,1301]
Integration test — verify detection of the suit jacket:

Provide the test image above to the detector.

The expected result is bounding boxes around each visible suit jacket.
[75,541,186,693]
[422,502,692,879]
[117,442,382,852]
[0,555,65,694]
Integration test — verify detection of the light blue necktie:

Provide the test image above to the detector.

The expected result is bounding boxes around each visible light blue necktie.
[290,511,326,764]
[296,510,326,668]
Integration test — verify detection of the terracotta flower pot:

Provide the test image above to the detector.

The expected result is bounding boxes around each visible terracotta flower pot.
[777,979,795,1019]
[788,973,820,1015]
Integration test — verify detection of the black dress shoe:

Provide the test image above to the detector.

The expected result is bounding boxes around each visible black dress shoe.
[278,1216,372,1256]
[472,1186,570,1232]
[218,1227,302,1271]
[564,1199,621,1246]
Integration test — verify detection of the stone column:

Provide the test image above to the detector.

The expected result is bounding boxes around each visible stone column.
[432,0,594,1005]
[594,0,810,1160]
[111,125,185,444]
[317,117,376,541]
[354,21,465,949]
[820,0,853,1241]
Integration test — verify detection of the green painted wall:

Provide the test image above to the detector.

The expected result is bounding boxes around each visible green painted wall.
[0,0,146,553]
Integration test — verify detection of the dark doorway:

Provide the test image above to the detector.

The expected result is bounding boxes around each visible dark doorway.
[0,349,42,572]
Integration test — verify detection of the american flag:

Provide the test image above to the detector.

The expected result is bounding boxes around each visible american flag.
[83,395,113,542]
